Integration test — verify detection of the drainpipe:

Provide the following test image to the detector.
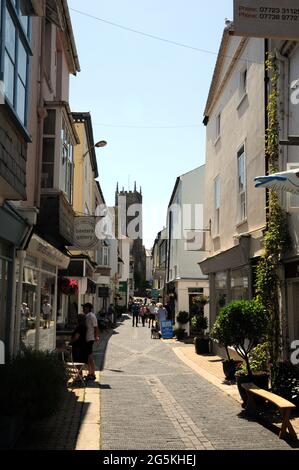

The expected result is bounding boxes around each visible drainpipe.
[275,47,290,360]
[34,9,46,208]
[275,48,289,172]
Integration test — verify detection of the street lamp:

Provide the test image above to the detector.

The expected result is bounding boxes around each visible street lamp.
[83,140,107,158]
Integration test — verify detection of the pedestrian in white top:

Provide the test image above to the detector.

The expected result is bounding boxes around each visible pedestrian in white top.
[82,303,99,381]
[156,303,167,323]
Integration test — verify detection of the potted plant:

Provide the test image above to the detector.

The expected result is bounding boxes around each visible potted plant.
[174,328,186,341]
[235,342,270,403]
[210,317,241,381]
[209,300,269,403]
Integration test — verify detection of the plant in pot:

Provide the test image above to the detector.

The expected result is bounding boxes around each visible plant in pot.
[210,315,241,381]
[192,314,209,354]
[174,328,186,341]
[209,300,269,404]
[235,342,270,404]
[175,311,189,340]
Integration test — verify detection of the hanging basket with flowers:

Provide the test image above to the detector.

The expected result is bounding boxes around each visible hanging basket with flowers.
[58,277,79,296]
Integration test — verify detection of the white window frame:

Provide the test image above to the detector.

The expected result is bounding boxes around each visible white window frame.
[286,163,299,213]
[237,145,247,224]
[214,176,220,236]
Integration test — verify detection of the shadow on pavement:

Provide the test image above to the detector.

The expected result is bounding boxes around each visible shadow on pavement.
[237,409,299,449]
[15,387,90,450]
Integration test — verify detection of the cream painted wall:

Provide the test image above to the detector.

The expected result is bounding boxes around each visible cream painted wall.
[204,37,266,258]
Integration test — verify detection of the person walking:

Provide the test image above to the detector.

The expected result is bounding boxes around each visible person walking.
[131,302,140,327]
[69,314,88,367]
[82,303,99,381]
[148,301,157,328]
[139,305,147,327]
[42,298,52,329]
[156,303,167,323]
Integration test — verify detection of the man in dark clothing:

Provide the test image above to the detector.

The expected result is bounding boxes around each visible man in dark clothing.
[131,302,140,327]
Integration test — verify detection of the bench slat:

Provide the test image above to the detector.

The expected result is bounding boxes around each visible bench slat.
[241,383,296,409]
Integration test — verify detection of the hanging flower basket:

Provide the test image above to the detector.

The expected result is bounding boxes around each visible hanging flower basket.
[58,278,78,296]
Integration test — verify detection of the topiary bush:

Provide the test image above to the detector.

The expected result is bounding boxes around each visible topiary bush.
[176,311,189,325]
[0,349,68,420]
[210,300,269,376]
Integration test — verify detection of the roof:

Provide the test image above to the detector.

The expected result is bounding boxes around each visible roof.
[203,24,247,122]
[46,0,80,75]
[95,181,106,205]
[72,112,99,178]
[168,165,204,208]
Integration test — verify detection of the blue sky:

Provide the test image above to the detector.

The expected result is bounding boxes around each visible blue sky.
[68,0,233,248]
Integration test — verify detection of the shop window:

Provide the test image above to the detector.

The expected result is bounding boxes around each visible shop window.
[231,268,249,300]
[215,271,227,315]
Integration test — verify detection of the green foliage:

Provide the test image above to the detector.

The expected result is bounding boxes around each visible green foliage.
[255,54,291,364]
[235,342,270,377]
[191,314,208,334]
[210,300,269,376]
[0,349,68,420]
[176,311,190,324]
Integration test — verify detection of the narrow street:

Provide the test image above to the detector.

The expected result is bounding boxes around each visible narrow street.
[98,316,290,451]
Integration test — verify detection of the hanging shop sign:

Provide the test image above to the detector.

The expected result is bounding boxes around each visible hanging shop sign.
[73,216,100,250]
[234,0,299,40]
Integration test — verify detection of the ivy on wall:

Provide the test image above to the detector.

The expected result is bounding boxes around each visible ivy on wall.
[255,54,291,364]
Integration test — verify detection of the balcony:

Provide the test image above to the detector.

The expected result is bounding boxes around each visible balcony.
[36,190,75,249]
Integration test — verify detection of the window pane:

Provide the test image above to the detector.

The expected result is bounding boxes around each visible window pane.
[5,9,16,58]
[43,138,55,163]
[44,109,56,135]
[20,15,28,35]
[41,164,54,188]
[4,52,14,103]
[18,39,27,84]
[17,78,25,122]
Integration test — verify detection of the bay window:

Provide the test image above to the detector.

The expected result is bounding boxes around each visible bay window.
[1,0,31,126]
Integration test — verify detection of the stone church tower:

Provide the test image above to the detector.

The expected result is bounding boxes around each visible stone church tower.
[115,182,146,295]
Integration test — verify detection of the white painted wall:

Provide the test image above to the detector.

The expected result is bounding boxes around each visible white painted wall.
[168,166,207,282]
[204,37,266,258]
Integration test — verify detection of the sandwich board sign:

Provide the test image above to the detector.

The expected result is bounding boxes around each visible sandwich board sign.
[234,0,299,40]
[161,321,174,340]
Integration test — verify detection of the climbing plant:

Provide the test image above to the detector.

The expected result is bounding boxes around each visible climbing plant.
[255,53,291,364]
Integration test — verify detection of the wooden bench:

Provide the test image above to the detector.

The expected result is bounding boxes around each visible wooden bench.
[242,382,297,440]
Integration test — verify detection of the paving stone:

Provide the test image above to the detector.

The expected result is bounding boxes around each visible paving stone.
[99,315,291,450]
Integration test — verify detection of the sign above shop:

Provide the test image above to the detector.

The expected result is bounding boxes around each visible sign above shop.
[28,234,70,269]
[233,0,299,40]
[73,217,100,250]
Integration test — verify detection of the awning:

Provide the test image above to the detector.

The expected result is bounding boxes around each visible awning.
[28,234,70,269]
[199,235,251,275]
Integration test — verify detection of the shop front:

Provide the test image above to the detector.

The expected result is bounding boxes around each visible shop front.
[14,234,70,354]
[0,203,32,358]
